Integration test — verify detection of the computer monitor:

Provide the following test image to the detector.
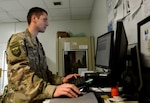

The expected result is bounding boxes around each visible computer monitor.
[94,21,128,87]
[111,21,128,86]
[95,31,114,73]
[123,45,143,96]
[131,45,143,93]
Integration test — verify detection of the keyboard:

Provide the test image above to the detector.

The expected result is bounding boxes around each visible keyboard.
[89,87,123,92]
[69,77,86,87]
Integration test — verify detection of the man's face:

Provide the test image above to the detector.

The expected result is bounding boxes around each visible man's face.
[35,12,49,33]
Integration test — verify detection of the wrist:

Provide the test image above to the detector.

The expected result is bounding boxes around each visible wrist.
[62,77,65,83]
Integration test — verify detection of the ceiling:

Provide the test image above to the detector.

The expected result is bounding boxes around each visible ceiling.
[0,0,95,23]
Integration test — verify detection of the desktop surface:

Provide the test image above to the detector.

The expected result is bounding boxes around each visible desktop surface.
[43,92,102,103]
[43,90,138,103]
[60,76,139,103]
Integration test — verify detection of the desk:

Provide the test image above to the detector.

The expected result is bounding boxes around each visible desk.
[89,87,139,103]
[94,92,138,103]
[42,91,138,103]
[104,101,138,103]
[43,92,100,103]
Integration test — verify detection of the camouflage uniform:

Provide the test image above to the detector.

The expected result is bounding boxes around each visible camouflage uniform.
[0,29,63,103]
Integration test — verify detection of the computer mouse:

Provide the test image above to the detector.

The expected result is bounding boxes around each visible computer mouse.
[79,88,84,92]
[78,93,83,97]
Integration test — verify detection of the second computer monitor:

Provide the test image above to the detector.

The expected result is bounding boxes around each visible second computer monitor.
[95,31,114,72]
[111,21,128,86]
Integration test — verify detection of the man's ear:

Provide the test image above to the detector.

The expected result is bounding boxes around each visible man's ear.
[31,15,37,23]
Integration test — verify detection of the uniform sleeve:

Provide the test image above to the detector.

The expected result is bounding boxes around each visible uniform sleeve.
[6,35,62,102]
[47,70,63,85]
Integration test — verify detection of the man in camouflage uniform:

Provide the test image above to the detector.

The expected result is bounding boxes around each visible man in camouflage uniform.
[0,7,80,103]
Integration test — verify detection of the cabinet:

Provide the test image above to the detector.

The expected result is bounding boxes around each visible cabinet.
[56,37,95,76]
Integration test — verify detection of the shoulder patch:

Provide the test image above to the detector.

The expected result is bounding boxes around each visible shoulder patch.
[10,42,21,57]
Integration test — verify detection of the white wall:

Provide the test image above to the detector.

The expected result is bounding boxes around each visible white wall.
[90,0,108,71]
[90,0,108,39]
[0,20,91,74]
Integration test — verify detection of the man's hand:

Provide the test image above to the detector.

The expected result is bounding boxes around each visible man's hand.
[63,74,80,83]
[53,83,81,98]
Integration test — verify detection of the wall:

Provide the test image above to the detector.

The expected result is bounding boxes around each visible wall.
[90,0,145,44]
[0,20,91,74]
[91,0,108,39]
[90,0,108,71]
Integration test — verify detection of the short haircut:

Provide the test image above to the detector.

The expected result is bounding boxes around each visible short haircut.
[27,7,48,25]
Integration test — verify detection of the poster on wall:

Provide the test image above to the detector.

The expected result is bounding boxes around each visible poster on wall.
[138,15,150,68]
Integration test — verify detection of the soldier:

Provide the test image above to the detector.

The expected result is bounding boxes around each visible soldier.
[0,7,80,103]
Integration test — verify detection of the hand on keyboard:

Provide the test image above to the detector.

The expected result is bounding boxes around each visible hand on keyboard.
[68,76,93,93]
[68,76,86,87]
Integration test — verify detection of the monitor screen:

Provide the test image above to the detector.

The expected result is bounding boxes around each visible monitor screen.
[95,31,114,71]
[111,21,128,85]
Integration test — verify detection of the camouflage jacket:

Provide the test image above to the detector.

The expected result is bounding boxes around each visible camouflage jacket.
[0,29,63,103]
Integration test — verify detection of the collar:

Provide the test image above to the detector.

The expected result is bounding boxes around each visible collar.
[25,29,38,46]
